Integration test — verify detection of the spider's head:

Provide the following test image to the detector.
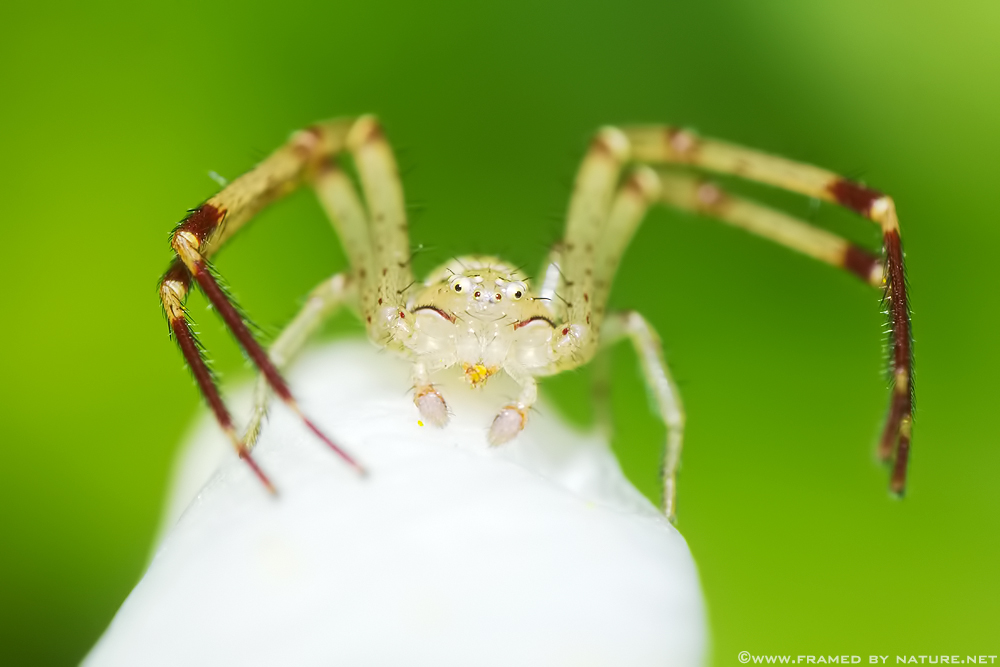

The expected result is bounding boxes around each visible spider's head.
[407,257,556,376]
[413,257,540,323]
[446,271,528,314]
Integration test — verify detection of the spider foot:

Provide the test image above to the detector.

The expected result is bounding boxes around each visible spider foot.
[415,386,449,427]
[488,405,527,446]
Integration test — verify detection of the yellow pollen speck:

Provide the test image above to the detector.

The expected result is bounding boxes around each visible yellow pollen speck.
[417,420,424,427]
[462,362,498,387]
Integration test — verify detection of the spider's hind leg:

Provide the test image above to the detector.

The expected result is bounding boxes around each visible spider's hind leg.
[624,125,914,493]
[242,273,356,449]
[601,311,685,523]
[159,119,370,486]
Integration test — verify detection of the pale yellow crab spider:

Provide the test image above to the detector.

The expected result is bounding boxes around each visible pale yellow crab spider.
[159,115,913,522]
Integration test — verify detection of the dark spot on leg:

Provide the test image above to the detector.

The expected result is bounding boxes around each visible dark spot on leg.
[319,155,341,174]
[160,258,191,289]
[177,203,225,244]
[358,119,384,144]
[843,244,881,283]
[624,172,647,195]
[828,179,884,217]
[589,133,615,157]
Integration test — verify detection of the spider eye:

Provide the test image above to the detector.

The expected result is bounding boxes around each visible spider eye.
[505,281,527,301]
[450,276,473,294]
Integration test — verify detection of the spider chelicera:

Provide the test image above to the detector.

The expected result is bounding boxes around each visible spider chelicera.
[158,116,913,522]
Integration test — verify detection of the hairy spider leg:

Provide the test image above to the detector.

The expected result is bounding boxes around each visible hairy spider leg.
[572,163,687,520]
[341,118,452,426]
[590,166,663,329]
[555,128,630,360]
[590,169,882,521]
[525,141,683,514]
[159,119,367,485]
[654,173,883,285]
[601,312,685,523]
[159,261,274,491]
[243,273,357,449]
[244,124,419,446]
[624,126,913,494]
[486,129,629,444]
[346,116,415,344]
[589,345,615,441]
[589,165,689,520]
[314,160,375,301]
[536,242,565,315]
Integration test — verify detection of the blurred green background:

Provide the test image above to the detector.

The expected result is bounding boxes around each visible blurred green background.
[2,0,997,664]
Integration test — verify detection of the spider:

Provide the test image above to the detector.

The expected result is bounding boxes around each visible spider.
[158,116,913,522]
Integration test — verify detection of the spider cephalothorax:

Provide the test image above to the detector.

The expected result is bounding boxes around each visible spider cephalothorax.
[158,115,914,522]
[403,257,559,443]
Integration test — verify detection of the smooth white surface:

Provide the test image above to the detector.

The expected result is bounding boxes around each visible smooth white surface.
[86,341,706,667]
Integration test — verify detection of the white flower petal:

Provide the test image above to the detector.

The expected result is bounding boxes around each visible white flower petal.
[86,341,706,667]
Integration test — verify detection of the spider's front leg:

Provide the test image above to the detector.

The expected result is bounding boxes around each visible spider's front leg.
[159,120,367,487]
[341,118,449,427]
[556,127,631,356]
[545,128,687,517]
[477,129,631,448]
[242,116,421,451]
